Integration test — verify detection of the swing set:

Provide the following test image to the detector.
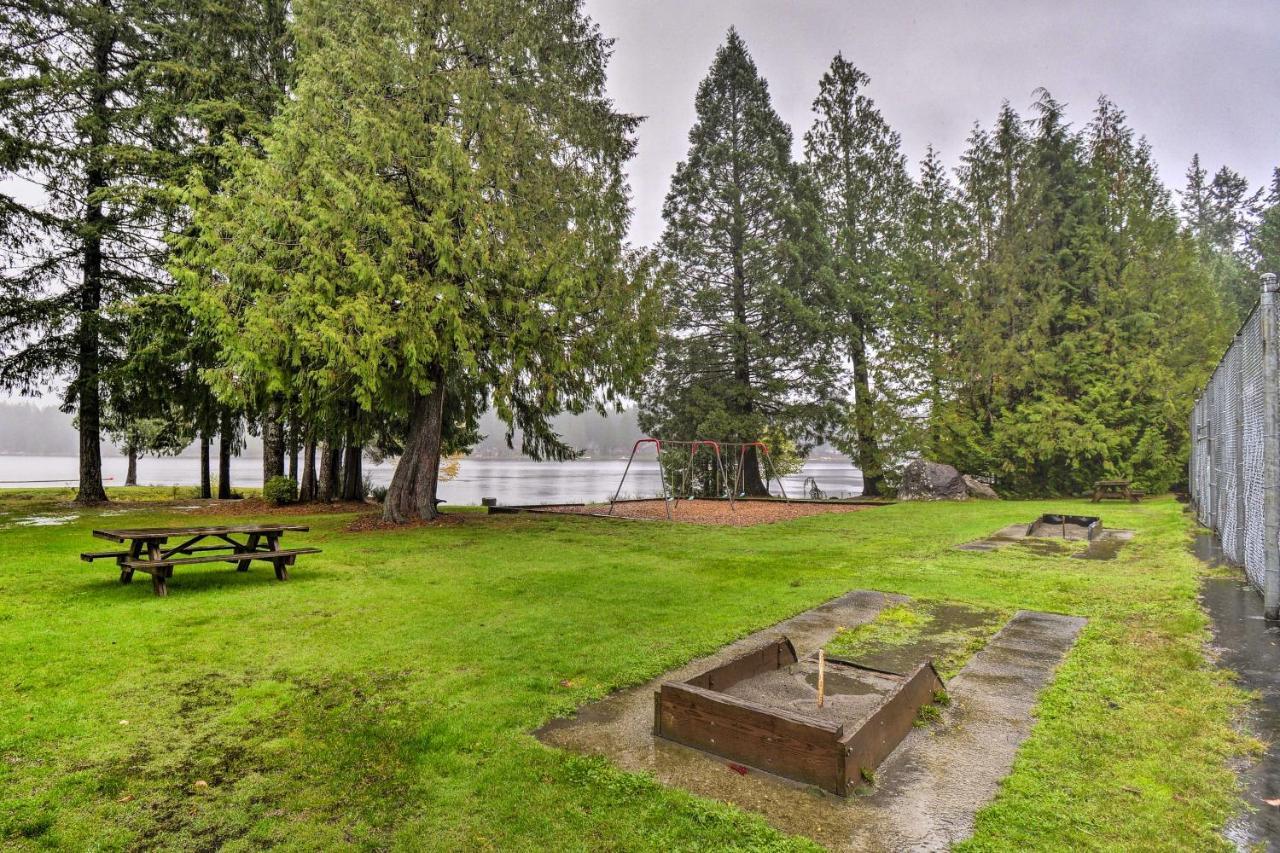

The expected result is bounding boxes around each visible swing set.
[608,438,790,520]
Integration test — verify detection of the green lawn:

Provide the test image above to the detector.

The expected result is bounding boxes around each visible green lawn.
[0,491,1254,850]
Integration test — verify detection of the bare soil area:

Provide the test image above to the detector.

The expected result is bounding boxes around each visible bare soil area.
[529,498,880,526]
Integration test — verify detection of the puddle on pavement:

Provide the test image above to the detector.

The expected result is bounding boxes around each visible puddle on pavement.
[1012,538,1077,557]
[1192,533,1229,567]
[1200,568,1280,849]
[803,668,882,696]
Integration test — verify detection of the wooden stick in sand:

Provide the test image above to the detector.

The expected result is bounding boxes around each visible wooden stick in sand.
[817,648,825,708]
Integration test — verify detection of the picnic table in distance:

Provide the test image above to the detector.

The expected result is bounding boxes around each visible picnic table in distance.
[81,523,320,597]
[1091,479,1144,503]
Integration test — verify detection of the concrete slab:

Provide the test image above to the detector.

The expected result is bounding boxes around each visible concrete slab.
[841,610,1087,851]
[1200,565,1280,850]
[957,521,1133,560]
[538,593,1086,851]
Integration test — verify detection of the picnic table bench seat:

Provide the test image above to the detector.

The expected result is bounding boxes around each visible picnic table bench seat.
[119,547,321,570]
[82,523,319,597]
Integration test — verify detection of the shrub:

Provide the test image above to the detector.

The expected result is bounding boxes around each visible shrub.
[368,483,389,504]
[263,475,298,506]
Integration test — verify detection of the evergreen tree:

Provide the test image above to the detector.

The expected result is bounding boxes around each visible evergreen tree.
[935,104,1028,476]
[0,0,183,502]
[894,145,967,455]
[802,54,910,495]
[1181,154,1212,238]
[641,30,835,496]
[175,0,656,522]
[929,93,1231,494]
[1251,169,1280,278]
[1182,155,1262,320]
[145,0,291,493]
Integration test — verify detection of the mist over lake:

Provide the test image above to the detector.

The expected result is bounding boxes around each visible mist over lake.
[0,455,863,506]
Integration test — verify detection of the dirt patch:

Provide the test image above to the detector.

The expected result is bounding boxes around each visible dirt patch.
[175,498,372,517]
[524,499,880,526]
[344,511,472,532]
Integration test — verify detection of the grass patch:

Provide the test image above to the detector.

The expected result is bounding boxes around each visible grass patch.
[825,599,1010,679]
[829,603,929,652]
[0,491,1255,850]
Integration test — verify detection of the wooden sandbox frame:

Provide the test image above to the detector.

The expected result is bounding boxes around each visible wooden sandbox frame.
[652,638,944,795]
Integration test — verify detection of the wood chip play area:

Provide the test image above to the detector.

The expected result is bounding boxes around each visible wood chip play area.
[510,499,881,526]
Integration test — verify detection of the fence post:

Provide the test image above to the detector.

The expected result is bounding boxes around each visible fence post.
[1261,272,1280,619]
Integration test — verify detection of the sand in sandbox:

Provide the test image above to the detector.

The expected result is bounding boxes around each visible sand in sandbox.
[717,658,899,725]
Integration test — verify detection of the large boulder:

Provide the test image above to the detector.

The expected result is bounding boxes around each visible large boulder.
[962,474,999,500]
[897,460,968,501]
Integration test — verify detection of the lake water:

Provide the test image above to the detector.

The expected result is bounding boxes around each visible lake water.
[0,454,864,505]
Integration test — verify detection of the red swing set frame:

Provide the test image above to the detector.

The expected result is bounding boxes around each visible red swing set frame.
[608,438,790,520]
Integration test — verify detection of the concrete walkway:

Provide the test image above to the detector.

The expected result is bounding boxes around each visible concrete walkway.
[538,590,1085,851]
[1201,571,1280,850]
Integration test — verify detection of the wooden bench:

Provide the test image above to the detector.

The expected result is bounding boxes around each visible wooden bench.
[84,524,319,596]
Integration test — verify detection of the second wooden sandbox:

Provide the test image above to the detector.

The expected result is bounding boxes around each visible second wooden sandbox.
[652,637,944,795]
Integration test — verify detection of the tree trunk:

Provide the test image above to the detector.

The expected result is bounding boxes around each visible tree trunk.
[331,444,343,497]
[727,160,768,498]
[217,408,233,499]
[851,313,883,497]
[299,439,317,502]
[199,431,212,499]
[73,14,112,506]
[262,400,285,484]
[740,445,768,497]
[125,447,138,487]
[318,441,338,502]
[341,444,363,501]
[287,417,299,482]
[383,371,446,523]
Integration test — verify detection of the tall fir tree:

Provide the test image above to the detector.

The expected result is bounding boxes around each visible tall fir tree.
[0,0,184,502]
[1251,169,1280,278]
[175,0,656,522]
[640,29,836,495]
[894,144,967,456]
[802,55,910,495]
[1182,155,1262,321]
[927,93,1232,494]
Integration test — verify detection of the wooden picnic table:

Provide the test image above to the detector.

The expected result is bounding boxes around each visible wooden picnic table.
[81,523,319,597]
[1091,479,1143,503]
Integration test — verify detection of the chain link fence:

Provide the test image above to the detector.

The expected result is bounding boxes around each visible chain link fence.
[1190,274,1280,617]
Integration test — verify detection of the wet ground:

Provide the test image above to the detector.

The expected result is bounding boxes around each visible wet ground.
[829,601,1008,678]
[537,590,1086,850]
[1199,545,1280,850]
[524,499,880,526]
[957,520,1133,561]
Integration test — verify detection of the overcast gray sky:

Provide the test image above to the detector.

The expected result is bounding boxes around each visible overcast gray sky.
[585,0,1280,247]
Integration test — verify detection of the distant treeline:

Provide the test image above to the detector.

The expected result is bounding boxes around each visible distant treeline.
[0,402,649,460]
[641,32,1274,497]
